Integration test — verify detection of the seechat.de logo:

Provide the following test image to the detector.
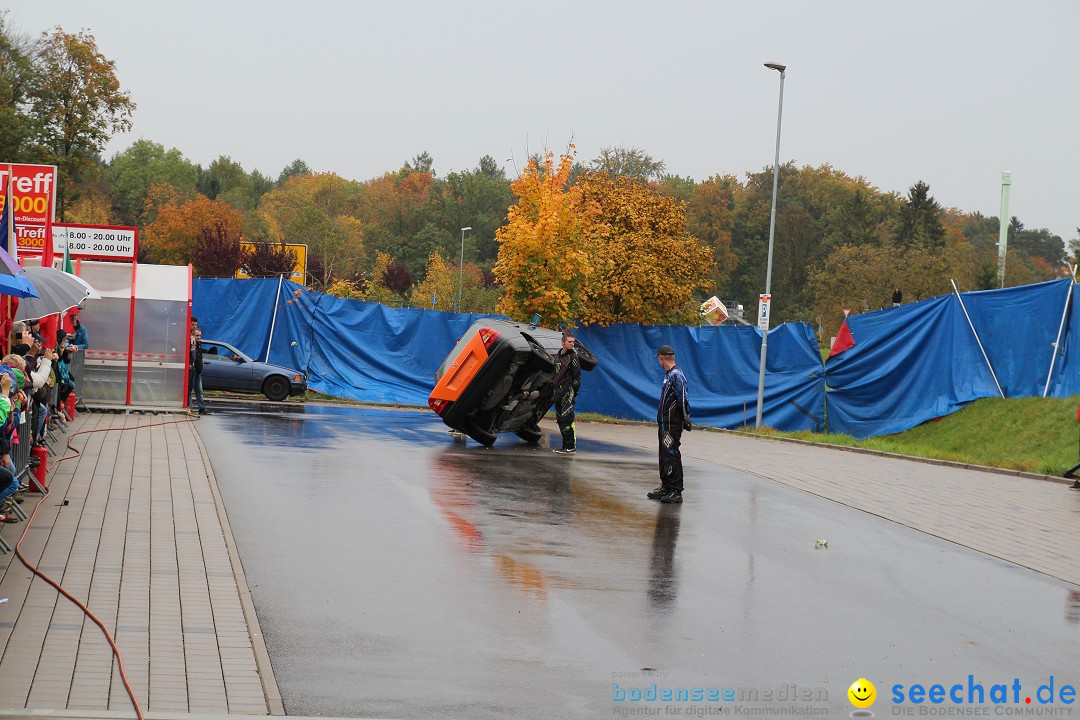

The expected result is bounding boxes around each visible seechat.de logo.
[849,678,877,717]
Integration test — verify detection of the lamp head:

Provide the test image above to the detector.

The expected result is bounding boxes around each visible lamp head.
[462,226,472,231]
[765,62,786,73]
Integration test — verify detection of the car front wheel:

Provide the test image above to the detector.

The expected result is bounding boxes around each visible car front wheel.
[263,376,290,402]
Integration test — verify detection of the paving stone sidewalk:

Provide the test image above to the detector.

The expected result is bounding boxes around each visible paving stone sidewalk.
[0,413,282,716]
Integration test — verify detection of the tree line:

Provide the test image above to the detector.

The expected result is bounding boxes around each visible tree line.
[2,15,1076,340]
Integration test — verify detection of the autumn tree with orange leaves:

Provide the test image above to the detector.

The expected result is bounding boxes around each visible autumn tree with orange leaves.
[142,195,244,265]
[494,150,595,326]
[576,171,713,325]
[496,150,712,327]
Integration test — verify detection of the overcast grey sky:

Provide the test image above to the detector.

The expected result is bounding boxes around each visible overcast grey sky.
[8,0,1079,241]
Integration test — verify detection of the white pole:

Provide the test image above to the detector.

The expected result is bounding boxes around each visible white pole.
[996,171,1012,288]
[1043,271,1076,397]
[950,279,1004,398]
[265,273,285,362]
[755,62,786,428]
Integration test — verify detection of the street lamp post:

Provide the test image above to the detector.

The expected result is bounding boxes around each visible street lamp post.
[755,61,786,428]
[456,226,472,312]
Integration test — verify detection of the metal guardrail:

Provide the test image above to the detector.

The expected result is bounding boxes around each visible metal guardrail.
[0,394,70,553]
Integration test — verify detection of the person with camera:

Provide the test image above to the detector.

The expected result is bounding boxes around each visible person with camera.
[0,371,20,523]
[53,330,76,409]
[23,334,57,444]
[647,345,692,504]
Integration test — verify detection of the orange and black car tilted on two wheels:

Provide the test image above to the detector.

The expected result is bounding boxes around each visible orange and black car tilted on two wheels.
[428,319,597,446]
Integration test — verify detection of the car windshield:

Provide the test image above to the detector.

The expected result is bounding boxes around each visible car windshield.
[205,341,253,363]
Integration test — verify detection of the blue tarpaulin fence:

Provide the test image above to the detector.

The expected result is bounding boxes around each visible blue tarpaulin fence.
[194,276,1080,438]
[825,277,1080,438]
[194,279,825,431]
[571,322,825,431]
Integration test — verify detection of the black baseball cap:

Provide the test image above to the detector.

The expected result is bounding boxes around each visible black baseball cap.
[657,345,675,356]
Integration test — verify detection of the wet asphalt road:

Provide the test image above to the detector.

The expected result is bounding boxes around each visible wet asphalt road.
[198,404,1080,719]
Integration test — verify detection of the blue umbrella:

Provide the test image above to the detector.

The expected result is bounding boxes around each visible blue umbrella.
[0,272,37,298]
[0,245,37,297]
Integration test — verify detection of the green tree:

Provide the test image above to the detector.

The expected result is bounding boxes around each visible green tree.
[403,151,434,175]
[590,146,666,182]
[726,163,794,321]
[277,158,311,186]
[355,167,446,275]
[809,244,896,339]
[657,174,696,203]
[250,168,274,198]
[725,163,903,324]
[65,159,115,224]
[107,139,199,225]
[896,180,946,248]
[1012,221,1064,266]
[198,155,246,199]
[0,12,42,163]
[440,155,513,265]
[32,26,135,219]
[819,187,898,253]
[1069,228,1080,267]
[959,212,999,250]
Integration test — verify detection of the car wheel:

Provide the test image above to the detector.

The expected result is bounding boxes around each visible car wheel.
[263,376,290,401]
[574,341,598,371]
[524,336,554,372]
[515,425,543,444]
[464,419,497,447]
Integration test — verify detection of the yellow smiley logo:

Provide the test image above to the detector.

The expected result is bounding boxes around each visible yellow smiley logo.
[848,678,876,708]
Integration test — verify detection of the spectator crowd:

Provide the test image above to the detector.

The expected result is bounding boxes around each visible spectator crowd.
[0,308,87,525]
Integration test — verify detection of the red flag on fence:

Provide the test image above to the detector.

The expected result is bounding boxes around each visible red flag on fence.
[829,318,856,357]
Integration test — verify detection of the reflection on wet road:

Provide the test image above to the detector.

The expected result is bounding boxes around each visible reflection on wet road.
[198,406,1080,719]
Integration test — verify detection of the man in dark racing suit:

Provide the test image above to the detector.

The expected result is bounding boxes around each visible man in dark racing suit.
[648,344,691,503]
[551,332,581,454]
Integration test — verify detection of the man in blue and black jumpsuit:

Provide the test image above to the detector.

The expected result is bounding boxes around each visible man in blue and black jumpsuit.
[648,344,691,503]
[552,332,581,454]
